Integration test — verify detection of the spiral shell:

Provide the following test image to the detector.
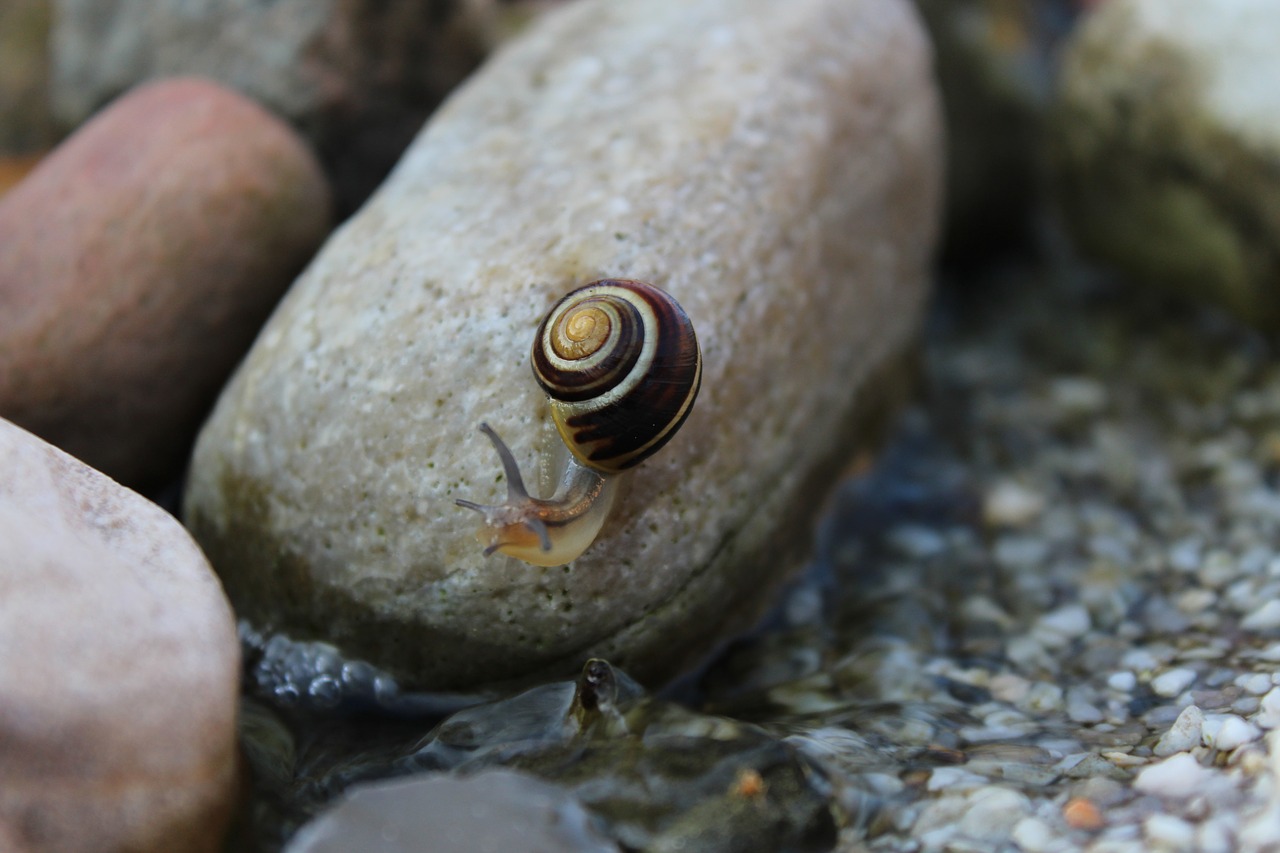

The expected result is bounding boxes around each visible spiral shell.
[532,279,701,474]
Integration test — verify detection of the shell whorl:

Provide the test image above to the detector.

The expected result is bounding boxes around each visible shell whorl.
[532,279,701,474]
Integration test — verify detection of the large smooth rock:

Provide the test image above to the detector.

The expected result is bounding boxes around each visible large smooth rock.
[0,418,240,853]
[186,0,943,690]
[52,0,496,213]
[1052,0,1280,326]
[0,77,331,488]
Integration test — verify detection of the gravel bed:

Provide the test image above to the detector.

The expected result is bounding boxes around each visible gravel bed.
[698,264,1280,852]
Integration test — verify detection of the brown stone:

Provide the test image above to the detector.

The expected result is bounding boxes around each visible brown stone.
[0,417,241,852]
[0,77,331,487]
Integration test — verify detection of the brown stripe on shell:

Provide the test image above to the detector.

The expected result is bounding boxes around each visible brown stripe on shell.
[557,286,701,472]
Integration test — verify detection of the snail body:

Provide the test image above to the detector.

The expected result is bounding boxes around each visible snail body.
[456,279,701,566]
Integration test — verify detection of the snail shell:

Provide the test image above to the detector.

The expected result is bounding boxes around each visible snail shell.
[532,279,702,475]
[456,279,700,566]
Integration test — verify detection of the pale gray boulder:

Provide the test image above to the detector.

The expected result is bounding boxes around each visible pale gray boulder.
[1053,0,1280,326]
[185,0,944,690]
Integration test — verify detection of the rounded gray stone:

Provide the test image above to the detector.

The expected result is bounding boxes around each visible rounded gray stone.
[1051,0,1280,326]
[185,0,943,690]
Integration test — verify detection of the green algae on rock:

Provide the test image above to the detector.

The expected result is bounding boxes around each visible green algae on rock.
[185,0,943,691]
[1051,0,1280,327]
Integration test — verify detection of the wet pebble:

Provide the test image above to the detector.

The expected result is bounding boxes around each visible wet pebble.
[284,770,617,853]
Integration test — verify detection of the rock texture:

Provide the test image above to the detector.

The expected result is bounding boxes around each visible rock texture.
[52,0,496,213]
[0,77,331,488]
[185,0,943,690]
[0,0,56,154]
[284,771,617,853]
[0,418,241,853]
[1052,0,1280,326]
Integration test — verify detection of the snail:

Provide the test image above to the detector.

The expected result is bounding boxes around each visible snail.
[456,279,701,567]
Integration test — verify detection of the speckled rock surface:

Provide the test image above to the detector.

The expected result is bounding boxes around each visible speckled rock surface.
[0,418,240,853]
[185,0,942,691]
[1052,0,1280,326]
[0,78,330,488]
[52,0,495,213]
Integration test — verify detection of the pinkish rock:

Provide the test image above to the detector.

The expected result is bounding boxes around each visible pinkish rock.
[0,77,331,488]
[0,417,240,853]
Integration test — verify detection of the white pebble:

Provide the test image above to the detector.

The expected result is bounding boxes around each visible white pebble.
[1145,813,1196,849]
[1236,672,1273,695]
[926,767,987,791]
[1154,706,1204,757]
[957,788,1032,841]
[1175,588,1217,614]
[1151,668,1197,698]
[1201,714,1261,751]
[982,480,1046,527]
[1011,817,1054,853]
[1241,600,1280,631]
[1262,687,1280,715]
[1199,551,1239,588]
[989,673,1030,703]
[1133,753,1217,799]
[1035,604,1091,644]
[1108,671,1137,692]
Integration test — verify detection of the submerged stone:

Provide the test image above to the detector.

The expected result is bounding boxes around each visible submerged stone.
[257,660,837,852]
[185,0,943,691]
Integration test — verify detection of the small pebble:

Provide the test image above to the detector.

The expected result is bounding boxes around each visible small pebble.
[1144,813,1196,849]
[1011,817,1055,853]
[1151,668,1197,698]
[983,480,1046,527]
[1235,673,1273,695]
[926,767,988,792]
[1241,600,1280,632]
[1133,753,1217,799]
[956,788,1032,841]
[1201,714,1261,751]
[1035,604,1092,645]
[1063,797,1105,831]
[989,673,1030,703]
[1154,706,1204,757]
[1107,671,1137,692]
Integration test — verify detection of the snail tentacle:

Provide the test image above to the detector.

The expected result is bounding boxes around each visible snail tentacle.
[455,422,617,566]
